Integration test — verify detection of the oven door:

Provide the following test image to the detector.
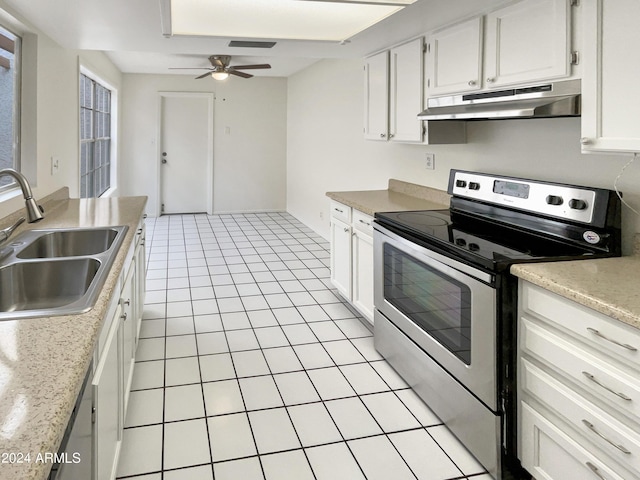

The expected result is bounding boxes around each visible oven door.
[374,223,498,410]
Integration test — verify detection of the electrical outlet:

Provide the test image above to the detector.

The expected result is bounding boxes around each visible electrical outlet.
[425,153,435,170]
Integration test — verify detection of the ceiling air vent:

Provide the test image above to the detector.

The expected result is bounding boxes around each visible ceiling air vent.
[228,41,276,49]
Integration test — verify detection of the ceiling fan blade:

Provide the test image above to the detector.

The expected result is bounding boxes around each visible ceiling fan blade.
[169,67,213,70]
[228,69,253,79]
[195,71,213,79]
[231,64,272,70]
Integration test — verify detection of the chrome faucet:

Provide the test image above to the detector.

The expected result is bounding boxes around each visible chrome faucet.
[0,168,45,223]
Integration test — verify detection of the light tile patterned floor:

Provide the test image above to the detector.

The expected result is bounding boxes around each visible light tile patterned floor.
[116,212,490,480]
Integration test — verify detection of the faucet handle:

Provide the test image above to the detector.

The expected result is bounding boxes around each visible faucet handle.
[0,217,26,243]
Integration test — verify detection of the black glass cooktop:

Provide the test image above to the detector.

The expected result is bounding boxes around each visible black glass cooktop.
[375,209,599,272]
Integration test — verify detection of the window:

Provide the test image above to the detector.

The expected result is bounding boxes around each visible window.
[80,73,112,198]
[0,24,20,190]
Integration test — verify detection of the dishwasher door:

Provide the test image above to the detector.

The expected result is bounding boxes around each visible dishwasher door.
[51,364,93,480]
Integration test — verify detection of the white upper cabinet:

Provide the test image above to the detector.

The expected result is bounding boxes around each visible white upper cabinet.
[484,0,571,88]
[581,0,640,153]
[389,38,424,143]
[364,50,389,141]
[365,38,466,144]
[426,0,573,98]
[426,17,484,96]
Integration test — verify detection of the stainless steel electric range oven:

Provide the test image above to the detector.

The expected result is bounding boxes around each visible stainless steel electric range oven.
[373,169,622,480]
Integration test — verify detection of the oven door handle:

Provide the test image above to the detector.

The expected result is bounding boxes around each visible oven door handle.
[374,223,494,284]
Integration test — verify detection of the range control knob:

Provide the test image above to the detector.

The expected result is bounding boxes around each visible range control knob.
[455,238,467,246]
[468,243,480,252]
[455,180,467,188]
[569,199,588,210]
[546,195,564,206]
[468,182,481,191]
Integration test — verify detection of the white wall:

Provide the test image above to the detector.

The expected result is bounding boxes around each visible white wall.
[287,58,640,254]
[119,74,287,216]
[0,1,122,218]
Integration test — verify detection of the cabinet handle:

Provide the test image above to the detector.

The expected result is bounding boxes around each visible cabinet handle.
[358,219,371,226]
[581,420,631,454]
[121,312,128,321]
[586,462,607,480]
[580,137,593,146]
[389,134,395,138]
[123,299,131,306]
[334,208,344,213]
[343,227,349,233]
[587,327,637,351]
[486,77,495,83]
[468,80,477,86]
[586,462,606,480]
[380,133,386,138]
[582,371,632,401]
[137,228,143,234]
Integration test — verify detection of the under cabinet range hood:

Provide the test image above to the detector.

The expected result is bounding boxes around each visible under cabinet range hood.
[418,79,581,121]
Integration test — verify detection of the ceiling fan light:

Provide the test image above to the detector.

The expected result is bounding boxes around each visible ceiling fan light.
[211,71,229,80]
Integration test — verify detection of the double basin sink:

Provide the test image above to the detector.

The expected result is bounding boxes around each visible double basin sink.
[0,226,128,320]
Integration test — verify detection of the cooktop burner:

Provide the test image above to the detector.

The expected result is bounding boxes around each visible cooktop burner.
[394,211,451,227]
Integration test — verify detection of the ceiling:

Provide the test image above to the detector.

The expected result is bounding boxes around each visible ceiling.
[1,0,501,78]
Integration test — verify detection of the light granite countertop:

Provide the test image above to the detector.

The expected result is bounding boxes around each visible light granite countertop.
[326,178,450,216]
[0,190,147,480]
[511,236,640,330]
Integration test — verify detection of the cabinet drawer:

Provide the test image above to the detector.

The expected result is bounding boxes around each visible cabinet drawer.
[352,210,373,236]
[521,282,640,369]
[330,200,351,223]
[520,401,633,480]
[522,358,640,473]
[521,316,640,420]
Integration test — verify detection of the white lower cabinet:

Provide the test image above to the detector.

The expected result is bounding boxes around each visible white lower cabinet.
[91,217,146,480]
[518,280,640,480]
[329,216,352,300]
[93,299,123,480]
[329,201,374,324]
[351,210,374,322]
[520,402,628,480]
[120,261,136,413]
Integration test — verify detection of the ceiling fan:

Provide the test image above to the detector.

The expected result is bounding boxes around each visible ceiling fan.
[170,55,271,80]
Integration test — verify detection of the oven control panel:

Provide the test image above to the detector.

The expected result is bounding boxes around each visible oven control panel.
[449,170,597,224]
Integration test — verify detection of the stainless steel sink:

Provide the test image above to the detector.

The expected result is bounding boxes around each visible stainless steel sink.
[17,228,120,259]
[0,258,101,312]
[0,225,128,320]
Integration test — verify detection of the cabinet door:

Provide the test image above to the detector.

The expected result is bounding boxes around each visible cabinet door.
[426,17,483,96]
[121,263,136,414]
[330,217,352,299]
[581,0,640,152]
[93,304,122,480]
[389,38,424,143]
[520,402,630,480]
[133,223,146,354]
[364,50,389,140]
[484,0,571,88]
[352,230,374,324]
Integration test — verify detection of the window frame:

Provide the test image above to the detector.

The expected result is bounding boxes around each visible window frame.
[79,66,118,199]
[0,23,21,195]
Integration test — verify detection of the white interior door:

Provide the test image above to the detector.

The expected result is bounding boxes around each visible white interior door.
[160,94,212,214]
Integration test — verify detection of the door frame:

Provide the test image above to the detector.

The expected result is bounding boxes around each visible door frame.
[156,91,215,217]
